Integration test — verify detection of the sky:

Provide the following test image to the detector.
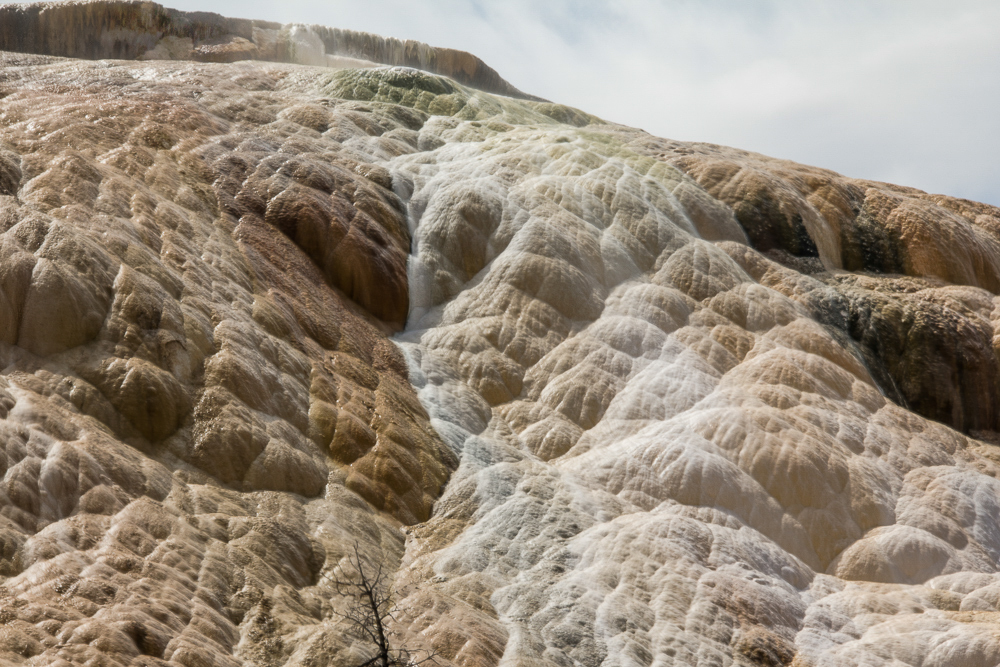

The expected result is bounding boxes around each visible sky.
[163,1,1000,206]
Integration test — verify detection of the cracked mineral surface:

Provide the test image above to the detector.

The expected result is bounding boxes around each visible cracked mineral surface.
[3,4,1000,667]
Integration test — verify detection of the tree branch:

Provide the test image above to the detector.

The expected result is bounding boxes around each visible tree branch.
[328,541,437,667]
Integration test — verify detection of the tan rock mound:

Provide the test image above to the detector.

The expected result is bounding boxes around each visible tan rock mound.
[0,54,453,666]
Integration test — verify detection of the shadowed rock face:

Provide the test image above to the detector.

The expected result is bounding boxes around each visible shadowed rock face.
[4,8,1000,667]
[646,142,1000,433]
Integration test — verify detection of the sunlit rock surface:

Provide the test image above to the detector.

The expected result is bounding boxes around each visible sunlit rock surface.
[3,8,1000,667]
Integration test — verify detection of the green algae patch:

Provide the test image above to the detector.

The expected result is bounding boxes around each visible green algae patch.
[322,67,602,129]
[526,101,603,127]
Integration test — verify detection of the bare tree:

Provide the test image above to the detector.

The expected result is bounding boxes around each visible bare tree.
[327,543,437,667]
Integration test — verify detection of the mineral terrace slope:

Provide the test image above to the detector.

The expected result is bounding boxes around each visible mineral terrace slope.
[2,26,1000,667]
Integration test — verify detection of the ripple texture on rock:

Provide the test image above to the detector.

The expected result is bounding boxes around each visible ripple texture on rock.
[2,20,1000,667]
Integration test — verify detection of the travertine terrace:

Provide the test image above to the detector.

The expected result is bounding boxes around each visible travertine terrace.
[2,3,1000,666]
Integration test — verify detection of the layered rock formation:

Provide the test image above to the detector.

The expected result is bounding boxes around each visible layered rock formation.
[0,1,539,100]
[3,5,1000,667]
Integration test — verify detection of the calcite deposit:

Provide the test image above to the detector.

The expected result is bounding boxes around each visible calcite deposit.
[3,4,1000,667]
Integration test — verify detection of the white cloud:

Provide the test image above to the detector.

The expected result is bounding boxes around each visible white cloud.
[164,0,1000,205]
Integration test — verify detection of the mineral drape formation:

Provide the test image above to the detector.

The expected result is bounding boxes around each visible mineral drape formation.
[2,4,1000,667]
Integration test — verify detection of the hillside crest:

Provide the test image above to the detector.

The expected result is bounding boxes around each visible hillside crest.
[0,0,542,99]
